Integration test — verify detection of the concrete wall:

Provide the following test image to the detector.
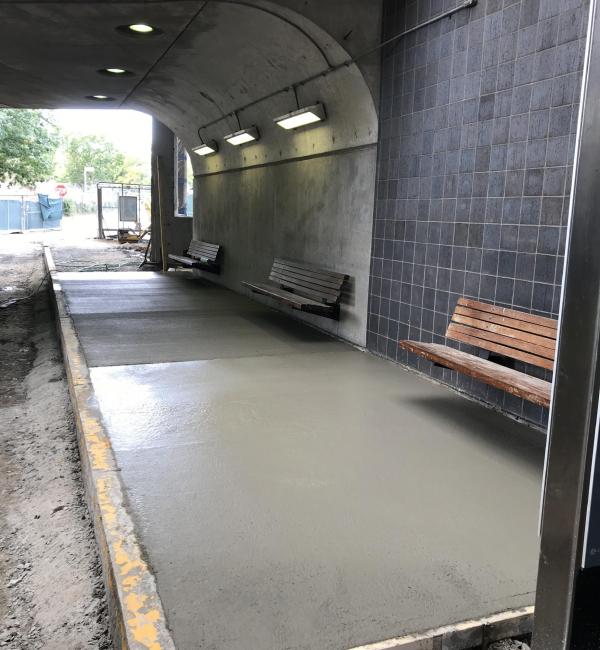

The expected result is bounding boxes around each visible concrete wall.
[151,119,195,259]
[369,0,589,426]
[196,146,376,344]
[167,215,193,257]
[129,0,382,347]
[128,3,382,346]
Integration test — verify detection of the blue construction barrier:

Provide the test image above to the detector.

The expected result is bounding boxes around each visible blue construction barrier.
[0,195,63,231]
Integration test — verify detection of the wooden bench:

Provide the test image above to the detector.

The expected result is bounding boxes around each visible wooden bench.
[399,297,558,407]
[242,258,347,319]
[168,239,221,273]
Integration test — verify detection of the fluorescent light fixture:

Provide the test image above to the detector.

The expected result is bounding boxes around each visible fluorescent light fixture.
[86,95,115,101]
[129,23,154,33]
[224,126,259,146]
[193,141,218,156]
[274,103,326,130]
[106,68,126,74]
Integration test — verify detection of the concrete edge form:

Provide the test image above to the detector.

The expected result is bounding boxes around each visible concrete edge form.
[42,246,176,650]
[347,606,534,650]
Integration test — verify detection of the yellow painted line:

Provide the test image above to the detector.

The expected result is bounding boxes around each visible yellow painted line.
[43,246,175,650]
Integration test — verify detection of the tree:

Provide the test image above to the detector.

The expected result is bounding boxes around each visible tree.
[62,135,149,186]
[120,155,150,185]
[0,109,60,187]
[63,134,126,186]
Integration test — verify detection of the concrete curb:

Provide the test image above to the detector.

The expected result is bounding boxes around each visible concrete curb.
[43,246,175,650]
[347,606,533,650]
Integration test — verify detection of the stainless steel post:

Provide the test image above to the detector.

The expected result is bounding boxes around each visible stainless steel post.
[97,184,103,239]
[532,1,600,647]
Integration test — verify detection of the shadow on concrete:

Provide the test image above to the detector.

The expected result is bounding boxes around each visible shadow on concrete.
[240,309,344,344]
[400,393,546,472]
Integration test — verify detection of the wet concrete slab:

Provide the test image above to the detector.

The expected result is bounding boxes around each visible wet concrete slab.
[60,273,346,366]
[58,272,544,650]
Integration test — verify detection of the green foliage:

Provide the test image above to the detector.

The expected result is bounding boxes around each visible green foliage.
[62,134,149,186]
[0,109,60,187]
[63,134,125,186]
[63,198,75,216]
[120,155,150,186]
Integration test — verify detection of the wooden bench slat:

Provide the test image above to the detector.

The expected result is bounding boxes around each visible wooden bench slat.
[189,243,218,250]
[454,305,558,339]
[241,281,334,315]
[448,321,555,361]
[243,258,346,319]
[191,242,219,250]
[189,239,218,248]
[168,254,200,267]
[273,258,346,284]
[271,266,343,293]
[272,261,345,289]
[270,266,340,292]
[400,297,557,406]
[447,323,554,369]
[190,247,219,257]
[188,247,219,262]
[399,341,552,408]
[268,275,338,303]
[191,248,218,258]
[269,270,340,299]
[451,313,557,352]
[169,240,221,272]
[458,297,557,330]
[188,246,219,255]
[189,241,219,251]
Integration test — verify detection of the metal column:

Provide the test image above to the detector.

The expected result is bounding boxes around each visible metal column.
[532,1,600,647]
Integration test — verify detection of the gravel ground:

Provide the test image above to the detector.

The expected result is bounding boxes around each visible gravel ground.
[0,225,141,649]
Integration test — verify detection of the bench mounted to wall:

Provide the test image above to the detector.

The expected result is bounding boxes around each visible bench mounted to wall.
[399,297,557,407]
[242,258,347,320]
[168,239,221,273]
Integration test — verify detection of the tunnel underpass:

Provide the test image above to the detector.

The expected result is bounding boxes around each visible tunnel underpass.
[2,0,598,649]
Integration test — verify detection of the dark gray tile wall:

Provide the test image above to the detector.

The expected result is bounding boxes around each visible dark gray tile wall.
[368,0,589,426]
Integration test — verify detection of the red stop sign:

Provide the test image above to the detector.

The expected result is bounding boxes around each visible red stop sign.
[55,184,67,198]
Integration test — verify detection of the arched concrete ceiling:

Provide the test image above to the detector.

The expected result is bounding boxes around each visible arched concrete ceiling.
[127,1,380,172]
[0,1,381,171]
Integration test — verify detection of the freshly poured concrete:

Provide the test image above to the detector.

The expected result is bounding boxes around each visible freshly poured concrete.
[59,272,544,650]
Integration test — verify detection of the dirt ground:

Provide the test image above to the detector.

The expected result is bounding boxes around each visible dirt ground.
[0,220,143,650]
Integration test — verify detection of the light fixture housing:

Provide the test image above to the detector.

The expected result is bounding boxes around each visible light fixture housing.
[274,103,326,130]
[224,126,260,146]
[192,141,219,156]
[86,95,115,101]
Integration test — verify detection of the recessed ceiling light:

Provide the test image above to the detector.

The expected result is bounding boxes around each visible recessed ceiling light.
[86,95,115,101]
[193,141,219,156]
[116,23,162,36]
[98,68,133,77]
[224,126,260,146]
[274,103,327,130]
[129,23,154,33]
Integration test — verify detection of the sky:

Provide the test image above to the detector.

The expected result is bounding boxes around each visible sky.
[52,109,152,160]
